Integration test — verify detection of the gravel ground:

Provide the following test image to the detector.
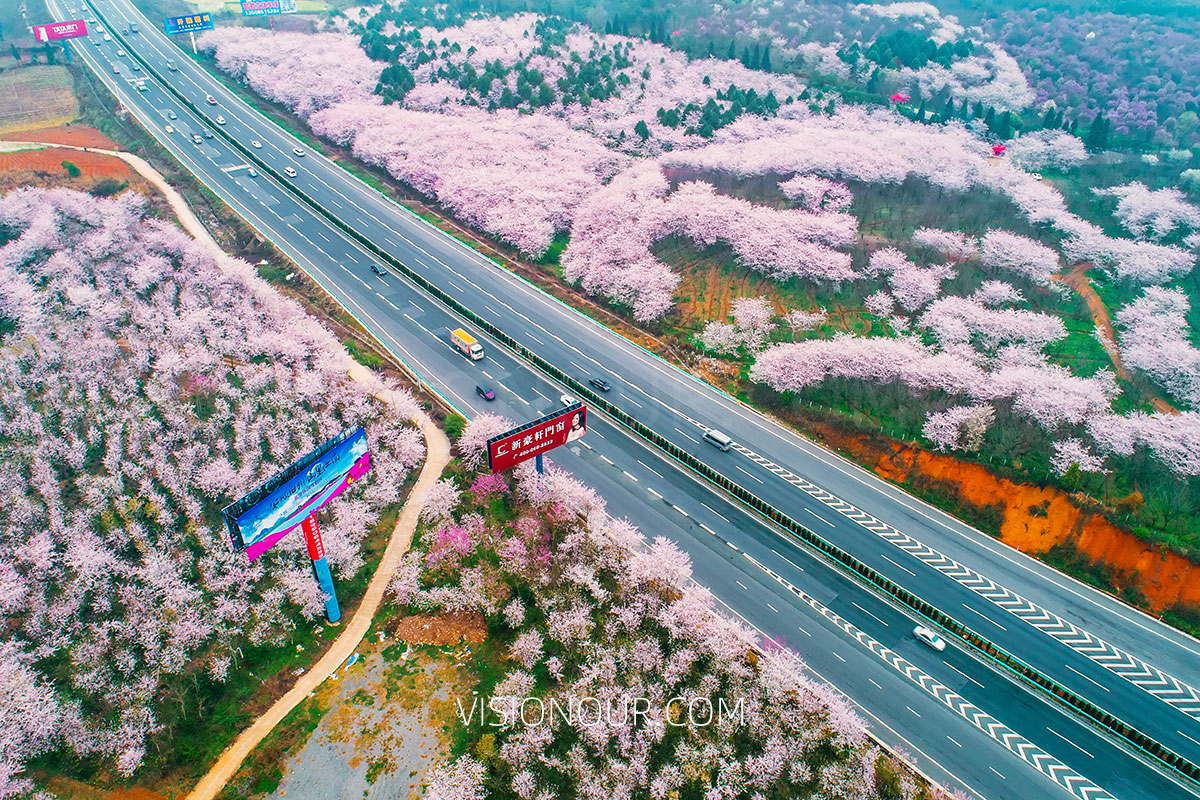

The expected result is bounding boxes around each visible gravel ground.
[268,637,456,800]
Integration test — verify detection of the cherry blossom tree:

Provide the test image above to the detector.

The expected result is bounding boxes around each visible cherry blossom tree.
[1006,130,1089,171]
[1113,287,1200,409]
[978,230,1060,284]
[1095,182,1200,242]
[1050,438,1108,476]
[0,187,424,778]
[457,413,515,470]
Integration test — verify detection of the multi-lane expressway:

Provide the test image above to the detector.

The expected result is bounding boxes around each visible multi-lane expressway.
[56,2,1200,797]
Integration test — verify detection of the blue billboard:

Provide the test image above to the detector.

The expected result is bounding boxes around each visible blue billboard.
[163,12,214,34]
[223,427,371,561]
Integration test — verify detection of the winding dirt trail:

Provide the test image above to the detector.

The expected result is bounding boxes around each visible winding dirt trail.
[184,402,449,800]
[1056,262,1178,415]
[18,140,457,799]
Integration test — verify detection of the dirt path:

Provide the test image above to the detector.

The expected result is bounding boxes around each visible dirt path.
[5,140,220,255]
[185,405,449,800]
[21,141,457,799]
[1056,262,1177,414]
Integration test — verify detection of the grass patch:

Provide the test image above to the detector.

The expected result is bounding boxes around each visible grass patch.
[344,337,385,369]
[216,695,326,800]
[1039,541,1149,608]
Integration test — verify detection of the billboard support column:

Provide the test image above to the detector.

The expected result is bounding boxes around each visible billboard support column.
[535,454,544,475]
[190,31,196,54]
[302,514,341,623]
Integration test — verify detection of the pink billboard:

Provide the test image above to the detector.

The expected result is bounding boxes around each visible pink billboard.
[33,19,88,42]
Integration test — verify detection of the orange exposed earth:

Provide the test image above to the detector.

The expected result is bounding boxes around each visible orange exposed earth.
[0,123,118,148]
[819,427,1200,611]
[0,146,133,180]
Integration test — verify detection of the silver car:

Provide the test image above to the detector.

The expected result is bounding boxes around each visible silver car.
[914,625,947,652]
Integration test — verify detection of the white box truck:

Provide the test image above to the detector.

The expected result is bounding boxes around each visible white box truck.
[450,328,484,360]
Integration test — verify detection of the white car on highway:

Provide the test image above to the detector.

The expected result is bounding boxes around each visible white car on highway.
[251,140,263,148]
[292,147,305,157]
[283,166,298,178]
[116,48,125,57]
[216,115,226,125]
[914,625,947,652]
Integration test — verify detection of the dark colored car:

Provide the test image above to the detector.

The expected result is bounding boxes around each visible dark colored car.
[589,377,611,392]
[476,385,496,401]
[370,264,384,275]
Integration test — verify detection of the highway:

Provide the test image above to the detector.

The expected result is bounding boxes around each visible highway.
[57,2,1200,798]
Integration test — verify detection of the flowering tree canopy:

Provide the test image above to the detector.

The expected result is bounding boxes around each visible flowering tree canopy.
[0,188,424,779]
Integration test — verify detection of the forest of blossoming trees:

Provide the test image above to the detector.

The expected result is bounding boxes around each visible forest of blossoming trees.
[0,188,425,793]
[200,4,1200,540]
[392,414,963,800]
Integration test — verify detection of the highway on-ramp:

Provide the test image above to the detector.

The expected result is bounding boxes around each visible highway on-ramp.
[58,2,1200,798]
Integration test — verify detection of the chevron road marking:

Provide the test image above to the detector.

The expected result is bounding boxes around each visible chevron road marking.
[681,411,1200,723]
[744,553,1119,800]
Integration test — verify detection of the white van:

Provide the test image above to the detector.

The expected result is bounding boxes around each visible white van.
[703,429,732,451]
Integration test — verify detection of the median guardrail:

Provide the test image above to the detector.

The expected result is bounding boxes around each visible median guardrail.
[89,4,1200,785]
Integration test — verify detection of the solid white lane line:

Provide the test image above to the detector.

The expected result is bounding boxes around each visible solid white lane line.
[736,581,748,590]
[673,505,688,517]
[767,603,779,613]
[834,652,847,663]
[907,706,920,717]
[769,548,806,574]
[805,508,835,527]
[869,679,883,689]
[961,603,1008,632]
[1046,727,1094,759]
[638,460,664,479]
[880,553,917,577]
[600,455,614,465]
[941,661,985,690]
[851,601,889,627]
[947,736,962,748]
[735,465,764,484]
[1064,664,1111,693]
[988,767,1005,780]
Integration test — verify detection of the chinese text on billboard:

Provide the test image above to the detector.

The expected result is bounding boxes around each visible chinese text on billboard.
[488,403,587,473]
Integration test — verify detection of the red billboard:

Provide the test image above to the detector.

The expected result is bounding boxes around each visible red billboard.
[33,19,88,41]
[488,403,587,472]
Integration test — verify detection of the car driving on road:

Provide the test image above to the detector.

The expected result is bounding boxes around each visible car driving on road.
[215,115,226,125]
[206,95,217,105]
[476,385,496,401]
[116,49,125,57]
[191,133,203,144]
[247,168,259,177]
[370,264,384,275]
[283,166,298,178]
[167,110,176,120]
[589,377,611,392]
[292,147,305,157]
[913,625,947,652]
[251,140,263,148]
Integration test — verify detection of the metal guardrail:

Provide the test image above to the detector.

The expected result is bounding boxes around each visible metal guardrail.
[89,4,1200,785]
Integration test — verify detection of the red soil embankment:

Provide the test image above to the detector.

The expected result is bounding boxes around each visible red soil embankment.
[0,146,134,179]
[0,124,118,149]
[821,425,1200,611]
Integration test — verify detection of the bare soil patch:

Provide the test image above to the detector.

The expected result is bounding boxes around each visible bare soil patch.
[806,420,1200,611]
[390,612,488,646]
[1,123,118,149]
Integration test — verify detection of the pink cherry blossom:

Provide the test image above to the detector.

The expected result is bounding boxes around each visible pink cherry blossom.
[1113,287,1200,409]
